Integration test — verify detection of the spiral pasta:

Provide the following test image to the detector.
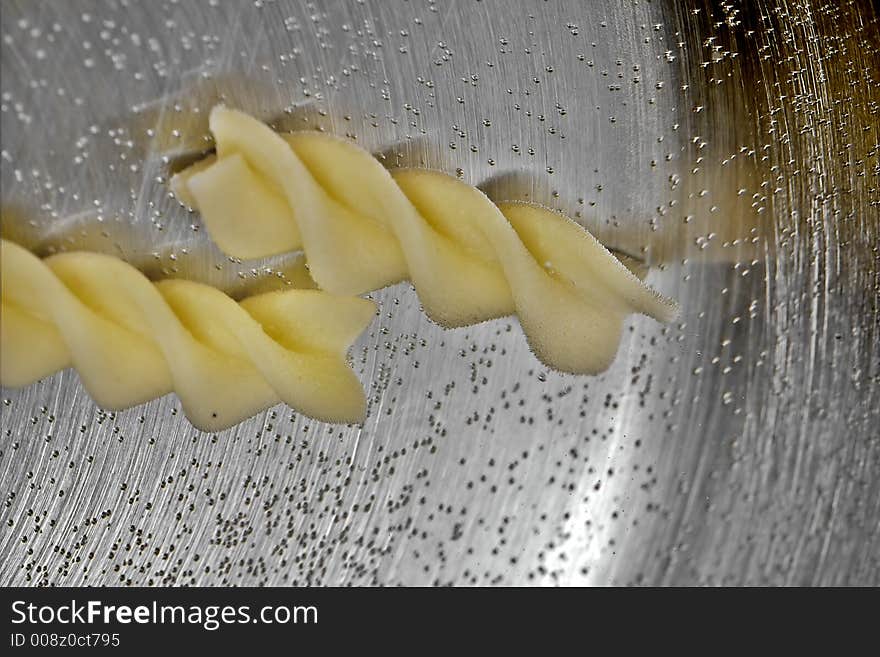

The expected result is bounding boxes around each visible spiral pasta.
[173,106,679,374]
[0,239,375,431]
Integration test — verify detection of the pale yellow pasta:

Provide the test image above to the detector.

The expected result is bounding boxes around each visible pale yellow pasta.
[0,239,374,431]
[173,106,679,374]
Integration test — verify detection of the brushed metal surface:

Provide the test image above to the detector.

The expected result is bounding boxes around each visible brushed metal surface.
[1,0,878,586]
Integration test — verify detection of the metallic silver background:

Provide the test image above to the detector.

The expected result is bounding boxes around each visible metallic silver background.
[1,0,878,586]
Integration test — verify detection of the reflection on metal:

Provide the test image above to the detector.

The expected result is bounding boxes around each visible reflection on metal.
[1,0,877,585]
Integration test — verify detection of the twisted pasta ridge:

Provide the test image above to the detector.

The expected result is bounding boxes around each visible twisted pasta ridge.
[173,106,680,374]
[0,239,375,431]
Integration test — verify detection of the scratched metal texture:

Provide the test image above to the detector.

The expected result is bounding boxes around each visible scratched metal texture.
[1,0,878,586]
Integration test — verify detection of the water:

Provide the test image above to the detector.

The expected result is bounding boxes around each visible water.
[0,0,877,586]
